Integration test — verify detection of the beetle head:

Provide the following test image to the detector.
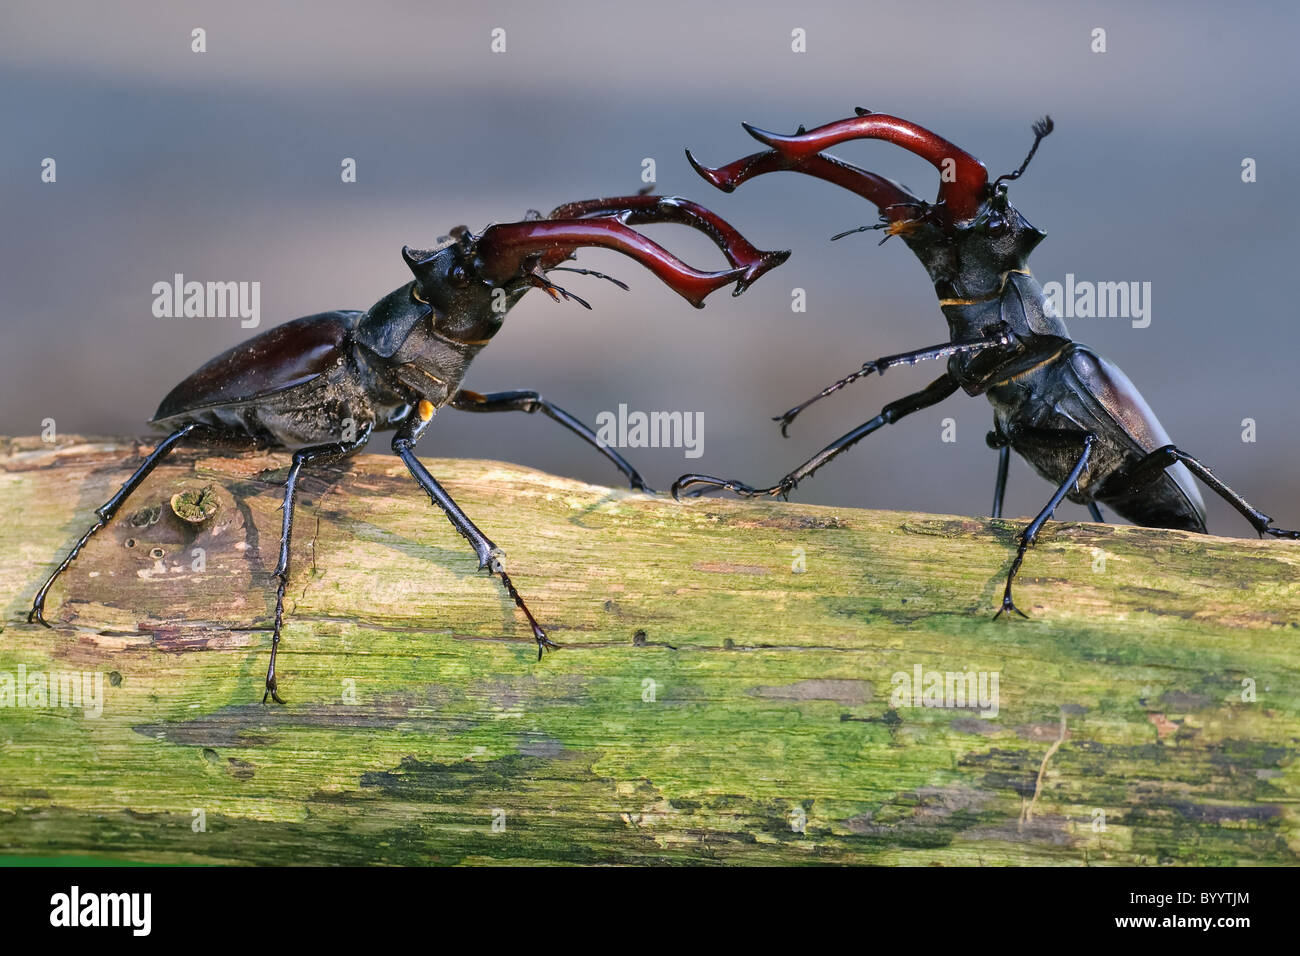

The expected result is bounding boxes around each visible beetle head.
[381,199,788,349]
[898,182,1048,299]
[686,111,1052,300]
[401,230,531,337]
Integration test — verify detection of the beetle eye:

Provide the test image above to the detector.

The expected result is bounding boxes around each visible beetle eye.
[449,264,470,287]
[986,215,1007,236]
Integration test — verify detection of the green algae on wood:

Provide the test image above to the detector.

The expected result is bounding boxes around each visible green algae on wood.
[0,435,1297,866]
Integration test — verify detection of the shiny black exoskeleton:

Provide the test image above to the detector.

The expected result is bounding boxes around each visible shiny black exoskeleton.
[672,111,1298,615]
[28,195,788,700]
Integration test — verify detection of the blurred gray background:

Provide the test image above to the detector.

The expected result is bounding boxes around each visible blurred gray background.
[3,0,1298,532]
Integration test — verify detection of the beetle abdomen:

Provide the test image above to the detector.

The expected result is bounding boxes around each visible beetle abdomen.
[991,344,1207,532]
[157,371,380,448]
[151,311,362,422]
[1065,347,1206,530]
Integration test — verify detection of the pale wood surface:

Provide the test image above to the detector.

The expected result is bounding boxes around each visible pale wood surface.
[1,435,1297,865]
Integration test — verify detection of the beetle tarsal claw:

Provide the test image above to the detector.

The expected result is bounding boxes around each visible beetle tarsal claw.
[669,473,777,499]
[263,679,285,706]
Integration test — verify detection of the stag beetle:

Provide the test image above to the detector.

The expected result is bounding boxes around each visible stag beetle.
[29,194,788,701]
[673,110,1299,616]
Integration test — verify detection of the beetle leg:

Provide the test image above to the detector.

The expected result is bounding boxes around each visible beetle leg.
[264,424,374,704]
[997,431,1096,620]
[672,374,959,500]
[991,444,1011,519]
[450,389,654,493]
[1107,445,1300,540]
[28,423,204,627]
[774,327,1011,436]
[1087,502,1106,523]
[391,415,556,660]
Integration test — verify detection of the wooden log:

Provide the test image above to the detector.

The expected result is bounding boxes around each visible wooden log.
[1,435,1297,865]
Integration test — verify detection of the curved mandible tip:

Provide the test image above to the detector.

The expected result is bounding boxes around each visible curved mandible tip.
[684,149,739,193]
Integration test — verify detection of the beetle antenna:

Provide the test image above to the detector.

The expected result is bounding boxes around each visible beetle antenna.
[994,116,1054,187]
[832,201,933,245]
[830,222,889,242]
[528,269,593,310]
[547,266,630,291]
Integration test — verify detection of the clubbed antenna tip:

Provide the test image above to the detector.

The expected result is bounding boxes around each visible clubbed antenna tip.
[995,116,1055,187]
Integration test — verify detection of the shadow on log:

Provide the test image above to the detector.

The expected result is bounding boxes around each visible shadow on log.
[1,435,1298,865]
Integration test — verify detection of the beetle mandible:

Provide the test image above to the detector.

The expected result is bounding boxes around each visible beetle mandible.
[672,110,1298,615]
[29,194,789,701]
